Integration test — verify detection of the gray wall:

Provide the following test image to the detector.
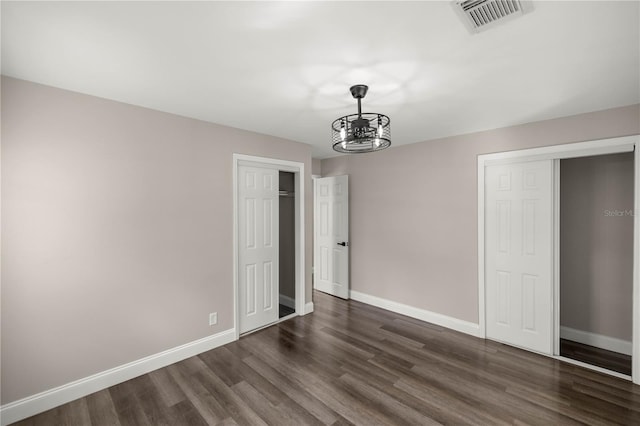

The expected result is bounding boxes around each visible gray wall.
[312,158,321,176]
[279,171,295,301]
[1,77,313,404]
[560,153,634,341]
[321,104,639,324]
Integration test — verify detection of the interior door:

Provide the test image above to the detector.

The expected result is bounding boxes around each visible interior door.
[314,175,349,299]
[238,165,279,333]
[485,160,553,355]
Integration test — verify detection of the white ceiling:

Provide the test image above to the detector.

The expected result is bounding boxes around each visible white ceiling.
[2,1,639,158]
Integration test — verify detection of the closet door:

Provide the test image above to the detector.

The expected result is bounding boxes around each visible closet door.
[485,160,553,355]
[238,165,279,333]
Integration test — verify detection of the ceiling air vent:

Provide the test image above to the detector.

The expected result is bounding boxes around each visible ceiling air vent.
[453,0,533,33]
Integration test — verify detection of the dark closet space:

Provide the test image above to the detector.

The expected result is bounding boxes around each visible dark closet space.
[559,152,634,375]
[279,171,296,318]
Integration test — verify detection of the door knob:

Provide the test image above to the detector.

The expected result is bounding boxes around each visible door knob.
[337,242,349,246]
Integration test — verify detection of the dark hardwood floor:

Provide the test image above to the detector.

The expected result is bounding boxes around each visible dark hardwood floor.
[561,338,632,376]
[12,290,640,425]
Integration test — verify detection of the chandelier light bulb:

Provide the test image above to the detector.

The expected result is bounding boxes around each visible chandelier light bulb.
[340,127,346,141]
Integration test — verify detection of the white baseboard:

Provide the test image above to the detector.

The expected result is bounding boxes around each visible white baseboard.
[560,326,632,356]
[349,290,481,337]
[304,301,314,314]
[279,294,295,309]
[0,329,236,426]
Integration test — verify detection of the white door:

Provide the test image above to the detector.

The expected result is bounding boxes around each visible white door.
[485,160,553,355]
[238,165,279,333]
[314,175,349,299]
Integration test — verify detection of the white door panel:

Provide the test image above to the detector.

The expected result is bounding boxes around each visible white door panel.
[314,175,349,299]
[486,160,553,355]
[238,165,279,333]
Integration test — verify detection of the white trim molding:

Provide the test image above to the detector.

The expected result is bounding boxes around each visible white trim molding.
[560,326,632,356]
[304,302,315,314]
[350,290,481,337]
[279,294,296,309]
[478,135,640,384]
[232,153,306,339]
[481,136,636,166]
[0,329,236,426]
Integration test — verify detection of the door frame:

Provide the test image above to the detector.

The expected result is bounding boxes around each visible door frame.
[477,135,640,384]
[233,154,305,340]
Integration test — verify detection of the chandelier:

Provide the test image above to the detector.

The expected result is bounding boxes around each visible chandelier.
[331,85,391,153]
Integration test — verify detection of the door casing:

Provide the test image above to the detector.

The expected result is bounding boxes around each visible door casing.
[478,135,640,384]
[233,154,305,339]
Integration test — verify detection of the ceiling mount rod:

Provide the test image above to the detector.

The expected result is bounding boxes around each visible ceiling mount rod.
[350,85,368,118]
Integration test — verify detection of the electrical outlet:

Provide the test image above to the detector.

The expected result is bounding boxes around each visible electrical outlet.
[209,312,217,326]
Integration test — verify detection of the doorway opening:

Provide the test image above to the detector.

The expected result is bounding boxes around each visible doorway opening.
[478,135,640,385]
[558,153,634,376]
[233,154,305,338]
[279,171,296,318]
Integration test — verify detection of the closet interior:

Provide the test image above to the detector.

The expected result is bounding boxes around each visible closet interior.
[279,171,296,318]
[559,152,634,375]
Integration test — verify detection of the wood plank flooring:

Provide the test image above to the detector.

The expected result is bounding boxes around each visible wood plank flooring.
[12,291,640,425]
[561,338,632,376]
